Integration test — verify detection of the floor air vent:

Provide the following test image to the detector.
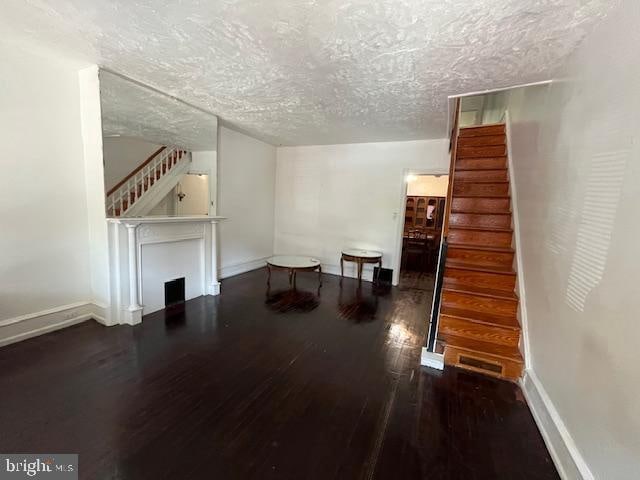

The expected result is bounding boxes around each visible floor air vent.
[458,355,503,375]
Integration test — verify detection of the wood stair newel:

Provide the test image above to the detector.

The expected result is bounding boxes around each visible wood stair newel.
[438,123,524,381]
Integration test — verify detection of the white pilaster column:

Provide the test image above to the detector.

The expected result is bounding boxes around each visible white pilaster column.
[125,223,143,324]
[209,220,221,295]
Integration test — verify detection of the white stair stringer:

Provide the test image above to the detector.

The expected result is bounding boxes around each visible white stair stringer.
[123,154,191,216]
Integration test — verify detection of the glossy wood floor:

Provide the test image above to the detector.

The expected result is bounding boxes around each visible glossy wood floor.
[0,269,558,479]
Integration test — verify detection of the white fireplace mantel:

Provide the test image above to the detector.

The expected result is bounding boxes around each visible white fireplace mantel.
[106,216,226,325]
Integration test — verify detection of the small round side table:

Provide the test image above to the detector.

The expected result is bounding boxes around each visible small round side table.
[340,249,383,284]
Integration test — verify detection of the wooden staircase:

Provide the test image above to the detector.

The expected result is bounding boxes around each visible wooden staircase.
[437,123,524,381]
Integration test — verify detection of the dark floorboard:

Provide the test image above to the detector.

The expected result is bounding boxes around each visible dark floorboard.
[0,269,558,479]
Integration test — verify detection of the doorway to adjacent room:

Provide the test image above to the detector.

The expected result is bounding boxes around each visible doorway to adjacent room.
[398,174,448,290]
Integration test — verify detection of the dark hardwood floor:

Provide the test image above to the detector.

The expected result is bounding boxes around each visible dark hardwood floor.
[0,269,558,479]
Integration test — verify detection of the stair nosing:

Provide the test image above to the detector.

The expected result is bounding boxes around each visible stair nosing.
[453,194,511,199]
[443,283,519,301]
[447,243,515,253]
[450,212,512,217]
[445,261,516,275]
[448,225,513,233]
[439,309,520,331]
[459,123,505,130]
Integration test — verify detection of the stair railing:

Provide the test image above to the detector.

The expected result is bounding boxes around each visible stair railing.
[425,98,461,352]
[106,145,187,217]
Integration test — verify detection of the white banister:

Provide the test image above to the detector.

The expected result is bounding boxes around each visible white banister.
[106,145,189,217]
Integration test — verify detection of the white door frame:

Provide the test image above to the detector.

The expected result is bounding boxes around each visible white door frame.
[392,168,449,285]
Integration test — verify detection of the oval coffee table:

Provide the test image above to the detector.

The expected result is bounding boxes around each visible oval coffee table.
[340,249,383,284]
[267,256,322,288]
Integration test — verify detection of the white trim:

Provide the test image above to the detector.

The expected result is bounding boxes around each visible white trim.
[392,168,450,286]
[420,348,444,370]
[449,80,553,99]
[521,370,594,480]
[0,302,106,348]
[219,256,271,279]
[504,110,531,367]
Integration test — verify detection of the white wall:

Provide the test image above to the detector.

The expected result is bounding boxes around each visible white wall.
[177,174,209,215]
[407,174,448,197]
[504,2,640,478]
[274,139,449,283]
[102,136,161,191]
[217,126,277,278]
[0,42,94,341]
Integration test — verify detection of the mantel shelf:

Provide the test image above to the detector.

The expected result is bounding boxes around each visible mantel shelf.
[107,215,226,226]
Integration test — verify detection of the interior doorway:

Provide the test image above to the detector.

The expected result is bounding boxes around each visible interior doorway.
[399,174,448,289]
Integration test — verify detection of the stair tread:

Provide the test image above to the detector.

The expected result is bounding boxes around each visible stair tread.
[446,260,515,275]
[455,168,508,173]
[440,305,519,329]
[438,333,524,362]
[451,211,512,215]
[448,243,514,253]
[443,281,518,300]
[448,225,513,233]
[453,194,511,198]
[455,180,510,184]
[459,123,505,130]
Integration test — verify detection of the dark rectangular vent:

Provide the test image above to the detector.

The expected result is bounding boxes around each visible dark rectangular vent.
[459,355,503,375]
[165,278,185,307]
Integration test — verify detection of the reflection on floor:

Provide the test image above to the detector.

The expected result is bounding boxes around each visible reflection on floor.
[399,269,435,291]
[0,268,558,479]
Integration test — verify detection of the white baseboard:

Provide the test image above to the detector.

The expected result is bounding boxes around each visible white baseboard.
[420,348,444,370]
[0,302,105,348]
[320,263,376,282]
[219,256,270,279]
[521,369,594,480]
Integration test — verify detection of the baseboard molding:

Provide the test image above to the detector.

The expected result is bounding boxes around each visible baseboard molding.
[218,258,378,283]
[219,256,270,280]
[320,263,376,282]
[521,369,594,480]
[0,302,105,348]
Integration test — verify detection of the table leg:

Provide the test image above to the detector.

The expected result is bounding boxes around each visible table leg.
[267,264,271,286]
[288,269,293,287]
[376,258,382,283]
[340,256,344,284]
[292,270,297,289]
[318,265,323,288]
[357,261,363,284]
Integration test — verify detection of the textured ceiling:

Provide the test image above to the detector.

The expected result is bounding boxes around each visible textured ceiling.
[2,0,614,145]
[100,71,218,150]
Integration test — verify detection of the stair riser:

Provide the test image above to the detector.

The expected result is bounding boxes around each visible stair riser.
[459,125,506,137]
[444,267,516,291]
[457,145,507,158]
[443,345,523,380]
[456,157,508,170]
[449,213,511,229]
[448,229,512,247]
[447,248,514,268]
[451,197,510,213]
[457,135,505,147]
[442,290,518,317]
[453,182,509,197]
[439,316,520,347]
[454,169,508,182]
